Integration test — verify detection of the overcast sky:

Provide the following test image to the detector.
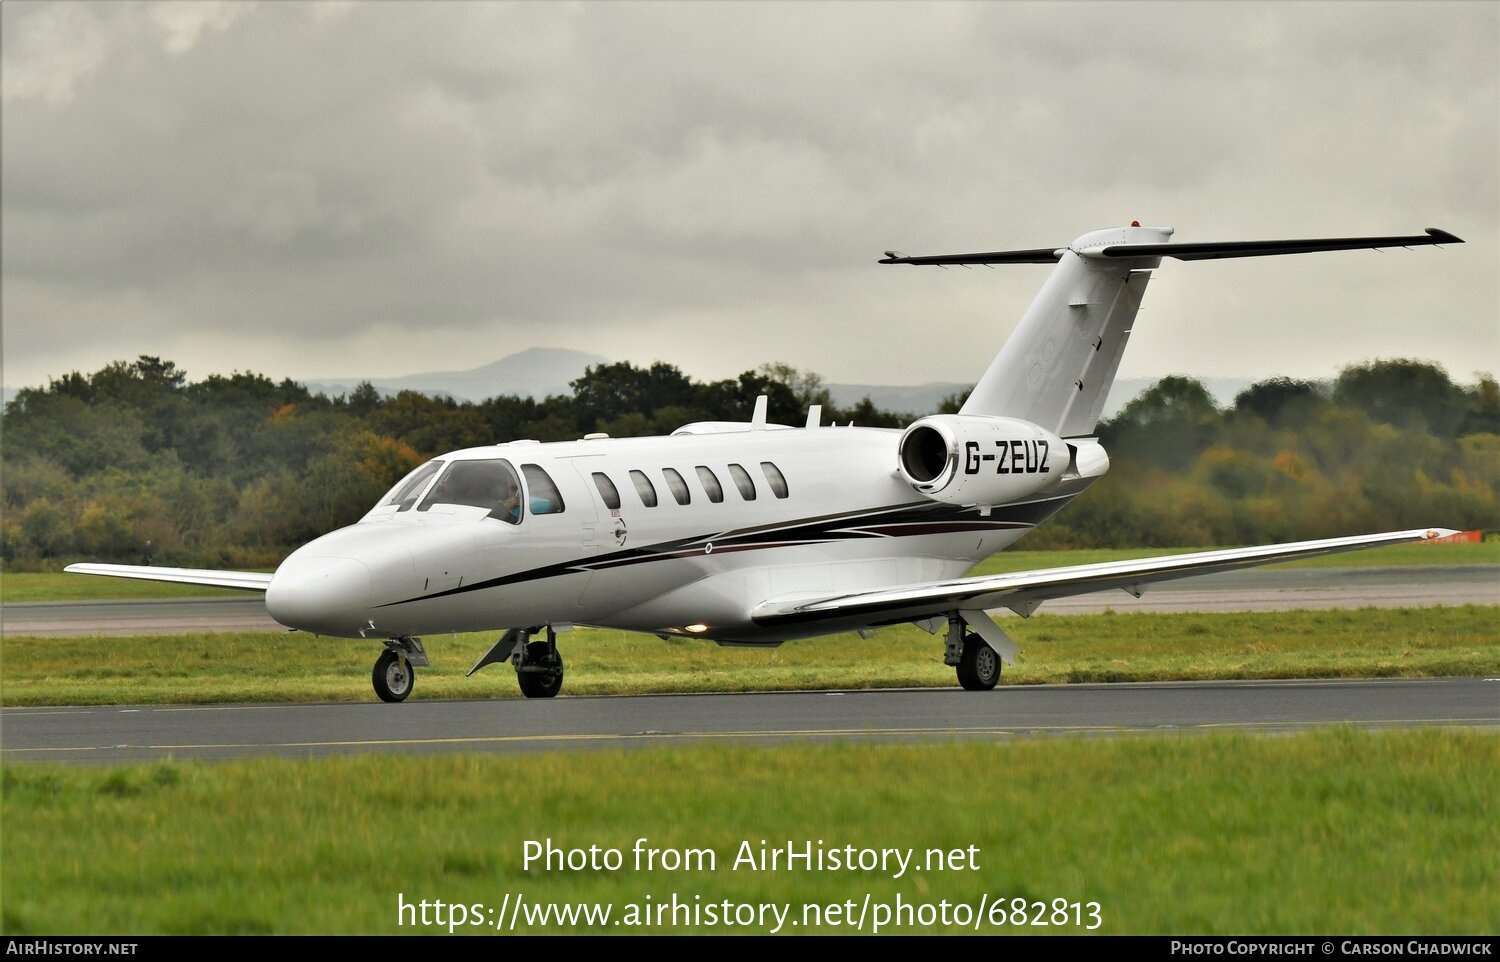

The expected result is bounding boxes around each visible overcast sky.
[3,1,1496,395]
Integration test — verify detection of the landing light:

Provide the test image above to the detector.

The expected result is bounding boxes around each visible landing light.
[685,624,709,633]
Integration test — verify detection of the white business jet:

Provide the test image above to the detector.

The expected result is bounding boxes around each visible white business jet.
[68,224,1463,700]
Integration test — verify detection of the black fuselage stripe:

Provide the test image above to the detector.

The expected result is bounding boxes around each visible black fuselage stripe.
[377,494,1075,608]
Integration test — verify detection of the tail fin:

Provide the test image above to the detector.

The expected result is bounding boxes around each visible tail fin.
[881,225,1461,439]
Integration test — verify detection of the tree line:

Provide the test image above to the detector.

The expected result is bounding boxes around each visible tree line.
[2,355,1495,568]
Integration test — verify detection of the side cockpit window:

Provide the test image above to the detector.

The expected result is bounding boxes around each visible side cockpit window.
[380,460,444,512]
[521,464,565,515]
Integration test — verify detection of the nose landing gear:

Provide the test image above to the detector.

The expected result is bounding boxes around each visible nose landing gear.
[371,637,429,703]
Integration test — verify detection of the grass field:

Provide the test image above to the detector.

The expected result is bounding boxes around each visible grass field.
[2,729,1494,935]
[2,606,1496,706]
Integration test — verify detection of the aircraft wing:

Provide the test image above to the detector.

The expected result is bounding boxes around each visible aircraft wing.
[63,563,273,592]
[751,528,1459,631]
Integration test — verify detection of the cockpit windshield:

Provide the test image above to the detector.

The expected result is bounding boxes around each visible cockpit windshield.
[379,460,444,511]
[418,459,525,524]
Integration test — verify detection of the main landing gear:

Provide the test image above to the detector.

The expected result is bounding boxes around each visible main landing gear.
[372,636,429,703]
[942,615,1009,691]
[515,628,564,699]
[956,635,1002,691]
[466,626,566,699]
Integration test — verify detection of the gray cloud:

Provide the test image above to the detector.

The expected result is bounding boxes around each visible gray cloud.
[3,1,1495,393]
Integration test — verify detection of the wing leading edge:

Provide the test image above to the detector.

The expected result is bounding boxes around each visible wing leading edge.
[64,563,273,592]
[751,528,1458,631]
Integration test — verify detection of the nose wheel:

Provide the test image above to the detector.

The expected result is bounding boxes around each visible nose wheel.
[373,650,413,702]
[372,637,428,703]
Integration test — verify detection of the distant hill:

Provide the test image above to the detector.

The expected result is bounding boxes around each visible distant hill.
[305,347,609,402]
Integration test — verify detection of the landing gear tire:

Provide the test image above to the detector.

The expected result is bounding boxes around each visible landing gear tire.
[373,649,414,703]
[956,635,1001,691]
[517,641,563,699]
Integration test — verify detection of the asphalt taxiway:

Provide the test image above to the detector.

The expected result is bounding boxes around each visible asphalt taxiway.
[2,678,1495,764]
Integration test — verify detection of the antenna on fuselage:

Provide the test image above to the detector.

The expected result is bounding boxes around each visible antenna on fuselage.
[751,394,768,430]
[805,404,822,429]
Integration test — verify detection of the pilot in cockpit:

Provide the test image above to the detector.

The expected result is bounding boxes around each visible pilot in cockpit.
[497,477,523,523]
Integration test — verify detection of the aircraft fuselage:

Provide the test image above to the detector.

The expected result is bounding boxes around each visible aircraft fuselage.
[264,426,1094,644]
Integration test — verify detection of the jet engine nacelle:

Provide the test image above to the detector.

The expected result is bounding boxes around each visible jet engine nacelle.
[897,414,1067,506]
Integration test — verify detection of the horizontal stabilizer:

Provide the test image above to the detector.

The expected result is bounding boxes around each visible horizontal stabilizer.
[879,248,1061,266]
[1100,227,1463,261]
[64,563,273,592]
[880,228,1461,267]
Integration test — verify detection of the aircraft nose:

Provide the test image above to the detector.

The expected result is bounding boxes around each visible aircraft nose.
[265,557,372,636]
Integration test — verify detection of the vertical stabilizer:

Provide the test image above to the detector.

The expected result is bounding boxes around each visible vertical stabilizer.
[958,226,1169,436]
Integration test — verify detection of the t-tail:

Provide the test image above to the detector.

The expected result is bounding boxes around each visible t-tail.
[882,224,1461,440]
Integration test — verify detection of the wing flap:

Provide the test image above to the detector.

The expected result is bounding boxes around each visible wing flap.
[752,528,1457,629]
[64,563,273,592]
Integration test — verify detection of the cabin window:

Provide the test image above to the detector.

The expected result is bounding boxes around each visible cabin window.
[419,459,523,524]
[521,464,565,514]
[628,470,659,507]
[760,461,790,499]
[662,467,691,505]
[695,465,724,503]
[380,460,444,511]
[727,463,756,500]
[592,472,622,510]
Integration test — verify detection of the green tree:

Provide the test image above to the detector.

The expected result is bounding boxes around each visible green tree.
[939,387,974,414]
[756,362,832,409]
[570,362,696,432]
[1334,360,1468,438]
[1458,375,1500,436]
[1102,375,1222,473]
[370,392,490,455]
[1233,377,1327,428]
